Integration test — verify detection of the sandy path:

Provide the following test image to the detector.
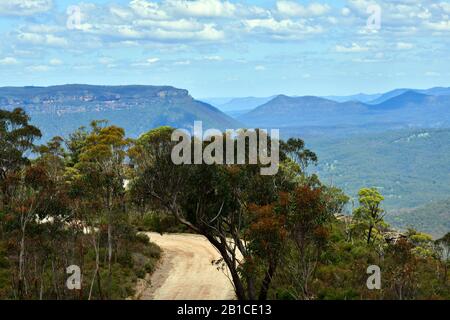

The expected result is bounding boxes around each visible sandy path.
[137,232,236,300]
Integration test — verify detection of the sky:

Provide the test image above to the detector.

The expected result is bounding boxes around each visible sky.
[0,0,450,98]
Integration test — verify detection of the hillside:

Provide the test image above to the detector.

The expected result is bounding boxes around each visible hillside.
[239,95,367,127]
[239,91,450,132]
[0,85,241,141]
[390,198,450,238]
[303,128,450,236]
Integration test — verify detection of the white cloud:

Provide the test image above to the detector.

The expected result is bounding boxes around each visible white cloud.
[244,18,323,39]
[396,42,414,50]
[0,0,52,16]
[425,20,450,31]
[49,58,62,65]
[166,0,237,18]
[98,57,115,65]
[255,65,266,71]
[147,57,160,63]
[129,0,169,20]
[109,6,134,20]
[18,32,44,44]
[17,32,68,47]
[276,1,330,17]
[45,34,68,47]
[203,55,223,61]
[431,2,450,14]
[341,7,351,16]
[174,60,191,65]
[0,57,19,65]
[335,43,369,53]
[27,65,50,72]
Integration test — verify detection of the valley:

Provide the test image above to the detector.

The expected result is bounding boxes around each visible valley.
[1,84,449,237]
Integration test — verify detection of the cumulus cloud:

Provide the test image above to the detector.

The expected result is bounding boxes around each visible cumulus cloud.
[27,65,50,72]
[203,55,223,61]
[174,60,191,65]
[166,0,237,18]
[425,20,450,31]
[3,0,450,72]
[0,57,20,65]
[0,0,52,16]
[335,43,369,53]
[276,1,331,17]
[396,42,414,50]
[49,58,63,65]
[17,32,68,47]
[244,18,324,40]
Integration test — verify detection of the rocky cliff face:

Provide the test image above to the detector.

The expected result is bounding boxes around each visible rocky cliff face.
[0,84,241,141]
[0,85,191,114]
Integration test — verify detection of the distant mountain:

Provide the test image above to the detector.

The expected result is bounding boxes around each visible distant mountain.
[0,85,241,141]
[324,93,382,103]
[239,90,450,130]
[420,87,450,96]
[371,91,432,110]
[367,86,450,104]
[200,97,233,107]
[239,95,368,127]
[217,96,275,112]
[367,88,412,104]
[201,96,275,117]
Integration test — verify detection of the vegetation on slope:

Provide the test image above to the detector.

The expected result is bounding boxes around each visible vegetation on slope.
[304,128,450,237]
[1,107,448,300]
[0,109,161,299]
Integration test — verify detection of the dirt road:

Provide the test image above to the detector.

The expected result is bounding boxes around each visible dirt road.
[136,232,236,300]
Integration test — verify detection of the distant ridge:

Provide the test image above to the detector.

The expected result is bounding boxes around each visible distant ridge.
[238,89,450,130]
[368,86,450,104]
[0,84,241,141]
[239,94,368,127]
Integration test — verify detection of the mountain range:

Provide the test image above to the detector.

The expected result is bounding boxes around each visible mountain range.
[237,90,450,133]
[0,84,240,141]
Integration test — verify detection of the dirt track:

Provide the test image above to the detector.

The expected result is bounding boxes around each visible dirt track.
[136,232,236,300]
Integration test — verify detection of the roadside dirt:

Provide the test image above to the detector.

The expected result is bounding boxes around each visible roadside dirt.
[136,232,236,300]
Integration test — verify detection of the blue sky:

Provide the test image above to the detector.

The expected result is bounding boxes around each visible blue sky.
[0,0,450,98]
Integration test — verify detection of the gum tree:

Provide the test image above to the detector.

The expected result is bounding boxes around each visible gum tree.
[76,121,130,298]
[129,127,320,300]
[353,188,386,244]
[0,108,41,207]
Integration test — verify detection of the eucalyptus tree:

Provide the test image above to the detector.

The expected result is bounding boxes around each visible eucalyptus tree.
[75,121,130,298]
[353,188,386,244]
[0,108,41,207]
[129,126,321,300]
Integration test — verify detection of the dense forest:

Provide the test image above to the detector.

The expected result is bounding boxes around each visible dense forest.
[304,128,450,238]
[0,108,449,300]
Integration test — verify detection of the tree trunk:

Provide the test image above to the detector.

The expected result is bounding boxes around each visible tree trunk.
[367,225,373,244]
[89,235,103,300]
[107,216,112,298]
[204,234,248,300]
[107,190,113,299]
[258,261,277,300]
[18,224,26,298]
